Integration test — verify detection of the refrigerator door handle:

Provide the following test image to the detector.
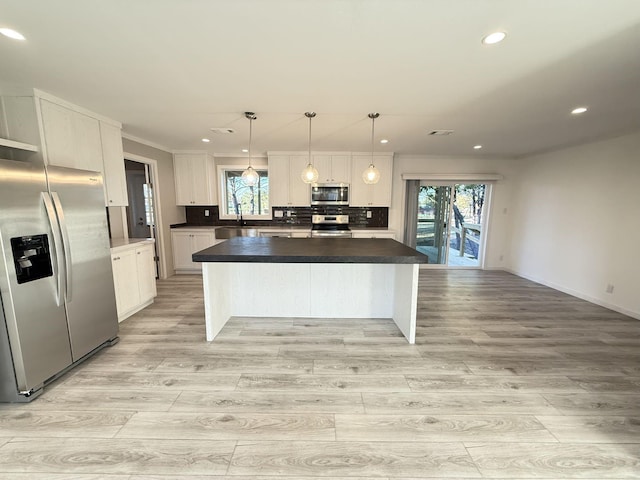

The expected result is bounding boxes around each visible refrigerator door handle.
[51,192,73,303]
[41,192,65,307]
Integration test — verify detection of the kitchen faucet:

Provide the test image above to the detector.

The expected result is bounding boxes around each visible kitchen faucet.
[237,212,245,226]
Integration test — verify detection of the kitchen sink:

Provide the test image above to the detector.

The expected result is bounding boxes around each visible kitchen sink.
[215,227,260,239]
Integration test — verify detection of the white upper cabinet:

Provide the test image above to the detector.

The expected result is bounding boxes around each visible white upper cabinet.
[173,152,217,205]
[37,94,128,206]
[350,154,393,207]
[100,122,128,206]
[268,154,310,207]
[313,154,351,183]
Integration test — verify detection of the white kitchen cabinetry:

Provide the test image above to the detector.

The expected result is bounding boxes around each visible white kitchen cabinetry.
[313,154,351,183]
[173,152,217,205]
[100,122,128,206]
[350,154,393,206]
[111,240,157,322]
[352,230,396,240]
[172,229,220,273]
[268,155,310,206]
[38,95,128,206]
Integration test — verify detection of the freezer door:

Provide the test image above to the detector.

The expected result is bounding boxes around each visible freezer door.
[47,166,118,360]
[0,159,72,394]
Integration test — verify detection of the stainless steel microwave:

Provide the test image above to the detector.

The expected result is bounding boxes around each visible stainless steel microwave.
[310,183,349,206]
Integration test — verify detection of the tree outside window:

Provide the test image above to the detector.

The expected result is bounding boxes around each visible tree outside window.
[221,168,270,217]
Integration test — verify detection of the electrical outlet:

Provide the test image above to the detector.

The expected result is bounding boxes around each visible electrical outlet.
[606,284,614,294]
[274,210,284,218]
[204,209,210,217]
[366,211,372,219]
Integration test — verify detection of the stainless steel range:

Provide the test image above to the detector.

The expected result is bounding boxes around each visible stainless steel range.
[310,214,352,238]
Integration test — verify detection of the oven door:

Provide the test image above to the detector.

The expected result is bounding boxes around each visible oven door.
[310,183,349,206]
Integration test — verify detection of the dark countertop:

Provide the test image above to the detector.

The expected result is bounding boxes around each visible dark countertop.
[193,237,429,264]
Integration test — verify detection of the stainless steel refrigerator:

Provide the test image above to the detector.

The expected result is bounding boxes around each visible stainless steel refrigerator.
[0,158,118,402]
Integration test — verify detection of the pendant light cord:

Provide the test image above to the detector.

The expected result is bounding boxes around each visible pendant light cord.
[369,112,379,166]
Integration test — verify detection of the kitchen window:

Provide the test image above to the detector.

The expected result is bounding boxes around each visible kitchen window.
[218,166,270,219]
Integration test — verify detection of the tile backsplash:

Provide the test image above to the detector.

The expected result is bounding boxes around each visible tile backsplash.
[182,205,388,228]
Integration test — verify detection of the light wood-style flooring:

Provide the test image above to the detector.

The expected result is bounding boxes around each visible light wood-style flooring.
[1,270,639,479]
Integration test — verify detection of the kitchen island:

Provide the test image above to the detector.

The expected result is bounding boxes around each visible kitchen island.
[193,237,429,343]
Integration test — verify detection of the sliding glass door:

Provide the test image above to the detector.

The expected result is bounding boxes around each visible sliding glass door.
[412,182,487,266]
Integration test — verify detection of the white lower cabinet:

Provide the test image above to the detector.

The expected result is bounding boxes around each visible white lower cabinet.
[172,230,220,273]
[111,241,157,322]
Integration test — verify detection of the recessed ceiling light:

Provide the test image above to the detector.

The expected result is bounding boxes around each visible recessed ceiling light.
[482,31,506,45]
[473,145,483,150]
[201,138,210,143]
[380,139,389,144]
[241,149,249,153]
[0,28,26,40]
[571,107,588,115]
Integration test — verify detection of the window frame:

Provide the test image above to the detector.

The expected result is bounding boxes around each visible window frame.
[217,165,271,220]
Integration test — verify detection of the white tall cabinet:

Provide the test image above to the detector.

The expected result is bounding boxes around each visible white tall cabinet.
[268,154,310,206]
[36,92,128,206]
[350,154,393,206]
[173,152,217,205]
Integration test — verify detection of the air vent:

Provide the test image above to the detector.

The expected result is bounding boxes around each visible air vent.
[428,130,454,136]
[210,128,235,134]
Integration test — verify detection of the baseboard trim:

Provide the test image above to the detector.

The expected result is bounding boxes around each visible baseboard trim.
[504,268,640,321]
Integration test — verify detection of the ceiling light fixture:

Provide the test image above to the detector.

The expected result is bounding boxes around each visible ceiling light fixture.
[201,138,210,143]
[571,107,588,115]
[362,113,381,185]
[380,139,389,144]
[482,31,506,45]
[0,28,25,40]
[473,145,483,150]
[241,112,259,187]
[241,149,248,153]
[300,112,319,184]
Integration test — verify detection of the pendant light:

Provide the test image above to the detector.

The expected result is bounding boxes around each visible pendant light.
[301,111,319,184]
[241,112,260,186]
[363,112,381,184]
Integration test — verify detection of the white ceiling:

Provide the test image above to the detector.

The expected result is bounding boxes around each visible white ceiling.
[2,0,640,158]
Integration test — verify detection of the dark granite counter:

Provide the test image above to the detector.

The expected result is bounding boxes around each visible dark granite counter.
[193,237,428,264]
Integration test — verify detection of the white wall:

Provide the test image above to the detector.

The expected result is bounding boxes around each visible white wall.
[390,155,518,268]
[508,131,640,319]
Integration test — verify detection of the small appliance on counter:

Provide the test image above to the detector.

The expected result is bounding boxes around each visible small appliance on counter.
[0,158,119,402]
[310,214,352,238]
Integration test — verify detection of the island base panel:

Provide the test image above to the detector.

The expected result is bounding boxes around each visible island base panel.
[202,262,419,343]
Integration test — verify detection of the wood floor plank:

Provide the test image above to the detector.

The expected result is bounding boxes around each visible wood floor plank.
[155,357,314,374]
[117,412,335,441]
[0,438,234,475]
[313,358,472,375]
[170,391,365,414]
[542,393,640,415]
[362,392,561,415]
[536,415,640,443]
[60,371,240,391]
[228,440,480,477]
[12,388,180,412]
[406,374,584,393]
[0,474,131,480]
[466,442,640,478]
[237,374,410,392]
[335,414,557,442]
[0,410,134,438]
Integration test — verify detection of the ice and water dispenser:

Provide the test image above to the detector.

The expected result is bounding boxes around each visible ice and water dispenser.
[10,235,53,284]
